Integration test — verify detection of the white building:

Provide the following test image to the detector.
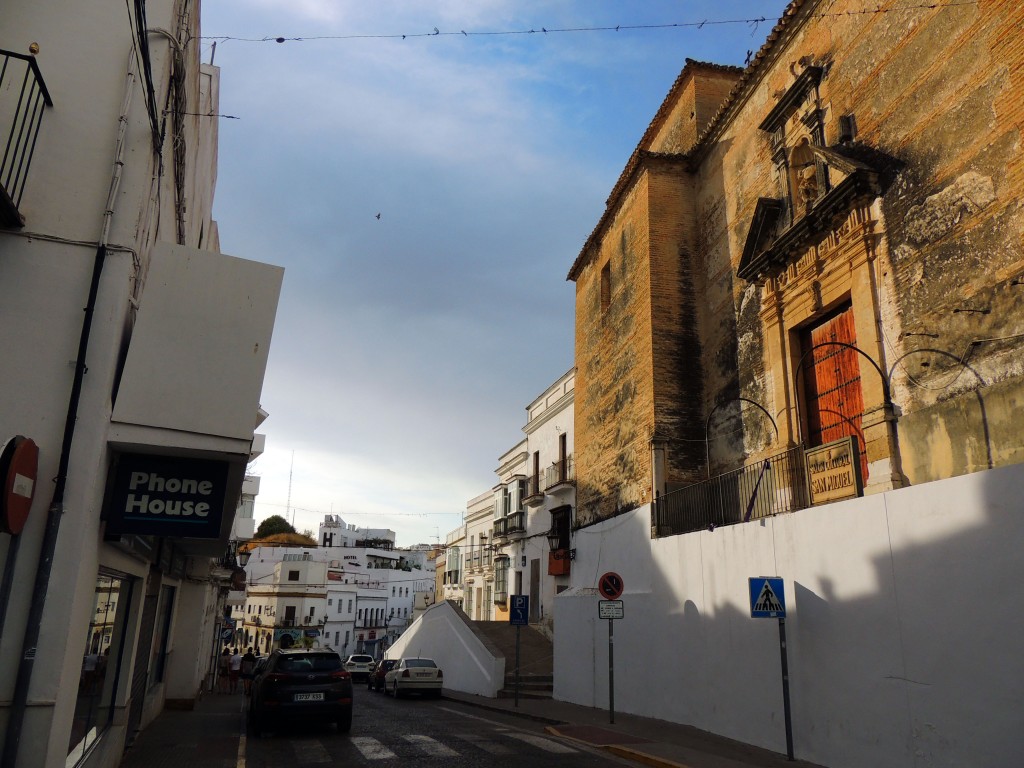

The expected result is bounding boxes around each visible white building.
[450,368,575,626]
[0,3,282,767]
[236,523,436,658]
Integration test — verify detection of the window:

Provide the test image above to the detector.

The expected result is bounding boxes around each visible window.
[284,605,296,625]
[150,585,175,687]
[392,587,395,596]
[600,261,611,313]
[287,570,299,581]
[358,609,363,620]
[309,606,315,618]
[69,571,133,764]
[495,557,509,597]
[327,598,333,606]
[347,600,353,613]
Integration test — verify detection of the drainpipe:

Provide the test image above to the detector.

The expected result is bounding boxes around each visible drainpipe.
[1,58,137,768]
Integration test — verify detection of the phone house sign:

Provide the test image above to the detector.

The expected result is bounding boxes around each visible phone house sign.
[106,454,228,538]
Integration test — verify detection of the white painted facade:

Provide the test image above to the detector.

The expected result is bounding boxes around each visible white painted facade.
[451,368,575,625]
[0,3,282,767]
[554,462,1024,768]
[237,541,435,658]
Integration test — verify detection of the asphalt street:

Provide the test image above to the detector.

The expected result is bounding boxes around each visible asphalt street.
[244,685,626,768]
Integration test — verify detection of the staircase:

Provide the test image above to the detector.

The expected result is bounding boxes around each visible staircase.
[472,621,553,700]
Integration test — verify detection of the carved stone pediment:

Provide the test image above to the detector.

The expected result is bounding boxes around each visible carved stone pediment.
[738,62,880,282]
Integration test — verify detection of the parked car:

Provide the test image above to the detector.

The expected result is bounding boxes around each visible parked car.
[367,659,397,691]
[384,657,443,698]
[344,654,375,681]
[249,648,353,737]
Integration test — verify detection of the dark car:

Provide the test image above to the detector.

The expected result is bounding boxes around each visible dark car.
[249,648,353,737]
[367,659,397,692]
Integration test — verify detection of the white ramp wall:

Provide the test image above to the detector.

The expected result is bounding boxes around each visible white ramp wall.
[387,601,504,697]
[555,463,1024,768]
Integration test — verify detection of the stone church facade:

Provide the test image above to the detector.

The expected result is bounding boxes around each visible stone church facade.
[569,0,1024,525]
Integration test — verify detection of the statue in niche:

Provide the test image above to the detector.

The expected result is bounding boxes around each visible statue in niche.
[790,138,818,214]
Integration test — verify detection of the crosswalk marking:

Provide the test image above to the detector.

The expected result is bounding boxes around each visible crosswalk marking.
[504,732,579,753]
[401,734,459,756]
[292,739,330,763]
[350,737,396,760]
[452,732,514,754]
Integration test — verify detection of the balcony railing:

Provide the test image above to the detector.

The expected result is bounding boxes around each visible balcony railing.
[505,511,525,535]
[524,474,544,505]
[543,455,575,491]
[652,446,809,538]
[1,50,52,228]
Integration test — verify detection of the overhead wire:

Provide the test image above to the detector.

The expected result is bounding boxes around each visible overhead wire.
[199,3,978,46]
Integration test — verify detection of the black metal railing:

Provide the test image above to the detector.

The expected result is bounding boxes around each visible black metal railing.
[1,50,52,227]
[524,474,543,501]
[543,455,575,490]
[505,511,525,534]
[493,517,508,537]
[652,446,809,538]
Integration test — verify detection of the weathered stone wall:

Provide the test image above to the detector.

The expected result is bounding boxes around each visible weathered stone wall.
[572,0,1024,525]
[573,179,654,524]
[693,0,1024,482]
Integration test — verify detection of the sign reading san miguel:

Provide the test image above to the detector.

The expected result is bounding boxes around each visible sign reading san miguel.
[106,454,228,538]
[805,436,862,505]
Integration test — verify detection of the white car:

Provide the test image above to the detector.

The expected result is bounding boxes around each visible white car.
[384,657,443,698]
[343,654,374,681]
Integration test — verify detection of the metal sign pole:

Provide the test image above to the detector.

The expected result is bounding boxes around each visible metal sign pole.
[608,617,615,724]
[514,623,521,708]
[778,617,794,761]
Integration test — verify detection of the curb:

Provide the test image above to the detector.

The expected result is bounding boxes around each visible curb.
[605,744,694,768]
[440,693,566,726]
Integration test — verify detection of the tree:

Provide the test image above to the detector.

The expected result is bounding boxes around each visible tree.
[255,515,295,539]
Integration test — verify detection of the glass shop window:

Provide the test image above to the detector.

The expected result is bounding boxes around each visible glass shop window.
[67,570,134,764]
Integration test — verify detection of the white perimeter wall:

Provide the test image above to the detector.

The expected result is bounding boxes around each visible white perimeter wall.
[554,462,1024,768]
[387,602,503,697]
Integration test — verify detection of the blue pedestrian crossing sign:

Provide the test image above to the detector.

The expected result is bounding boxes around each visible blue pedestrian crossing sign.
[749,577,786,618]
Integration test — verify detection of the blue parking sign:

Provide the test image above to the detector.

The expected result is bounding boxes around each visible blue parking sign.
[510,595,529,626]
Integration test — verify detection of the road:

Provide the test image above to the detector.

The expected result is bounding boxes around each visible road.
[244,684,625,767]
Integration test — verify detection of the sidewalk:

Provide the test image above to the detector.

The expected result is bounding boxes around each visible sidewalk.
[441,690,828,768]
[119,692,246,768]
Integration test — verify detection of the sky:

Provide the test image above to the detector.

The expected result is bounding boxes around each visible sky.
[199,0,791,547]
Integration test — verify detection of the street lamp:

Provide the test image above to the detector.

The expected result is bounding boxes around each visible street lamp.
[547,527,575,561]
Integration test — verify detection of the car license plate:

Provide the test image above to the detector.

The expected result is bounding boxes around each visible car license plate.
[294,692,324,701]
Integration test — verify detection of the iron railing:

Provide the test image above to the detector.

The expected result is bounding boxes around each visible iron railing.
[524,474,543,501]
[543,455,575,491]
[1,50,52,227]
[652,446,809,538]
[505,511,525,534]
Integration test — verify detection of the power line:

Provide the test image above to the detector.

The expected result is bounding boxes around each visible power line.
[199,3,977,46]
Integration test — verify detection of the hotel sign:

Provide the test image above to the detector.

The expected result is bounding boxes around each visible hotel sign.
[805,436,862,505]
[105,454,228,538]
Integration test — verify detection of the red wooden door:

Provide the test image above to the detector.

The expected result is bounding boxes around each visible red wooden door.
[801,305,868,482]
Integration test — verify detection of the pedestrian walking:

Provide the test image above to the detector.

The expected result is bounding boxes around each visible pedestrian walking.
[241,647,256,695]
[218,648,230,693]
[229,647,242,693]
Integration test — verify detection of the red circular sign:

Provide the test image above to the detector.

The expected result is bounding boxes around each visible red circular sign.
[598,571,624,600]
[1,436,39,535]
